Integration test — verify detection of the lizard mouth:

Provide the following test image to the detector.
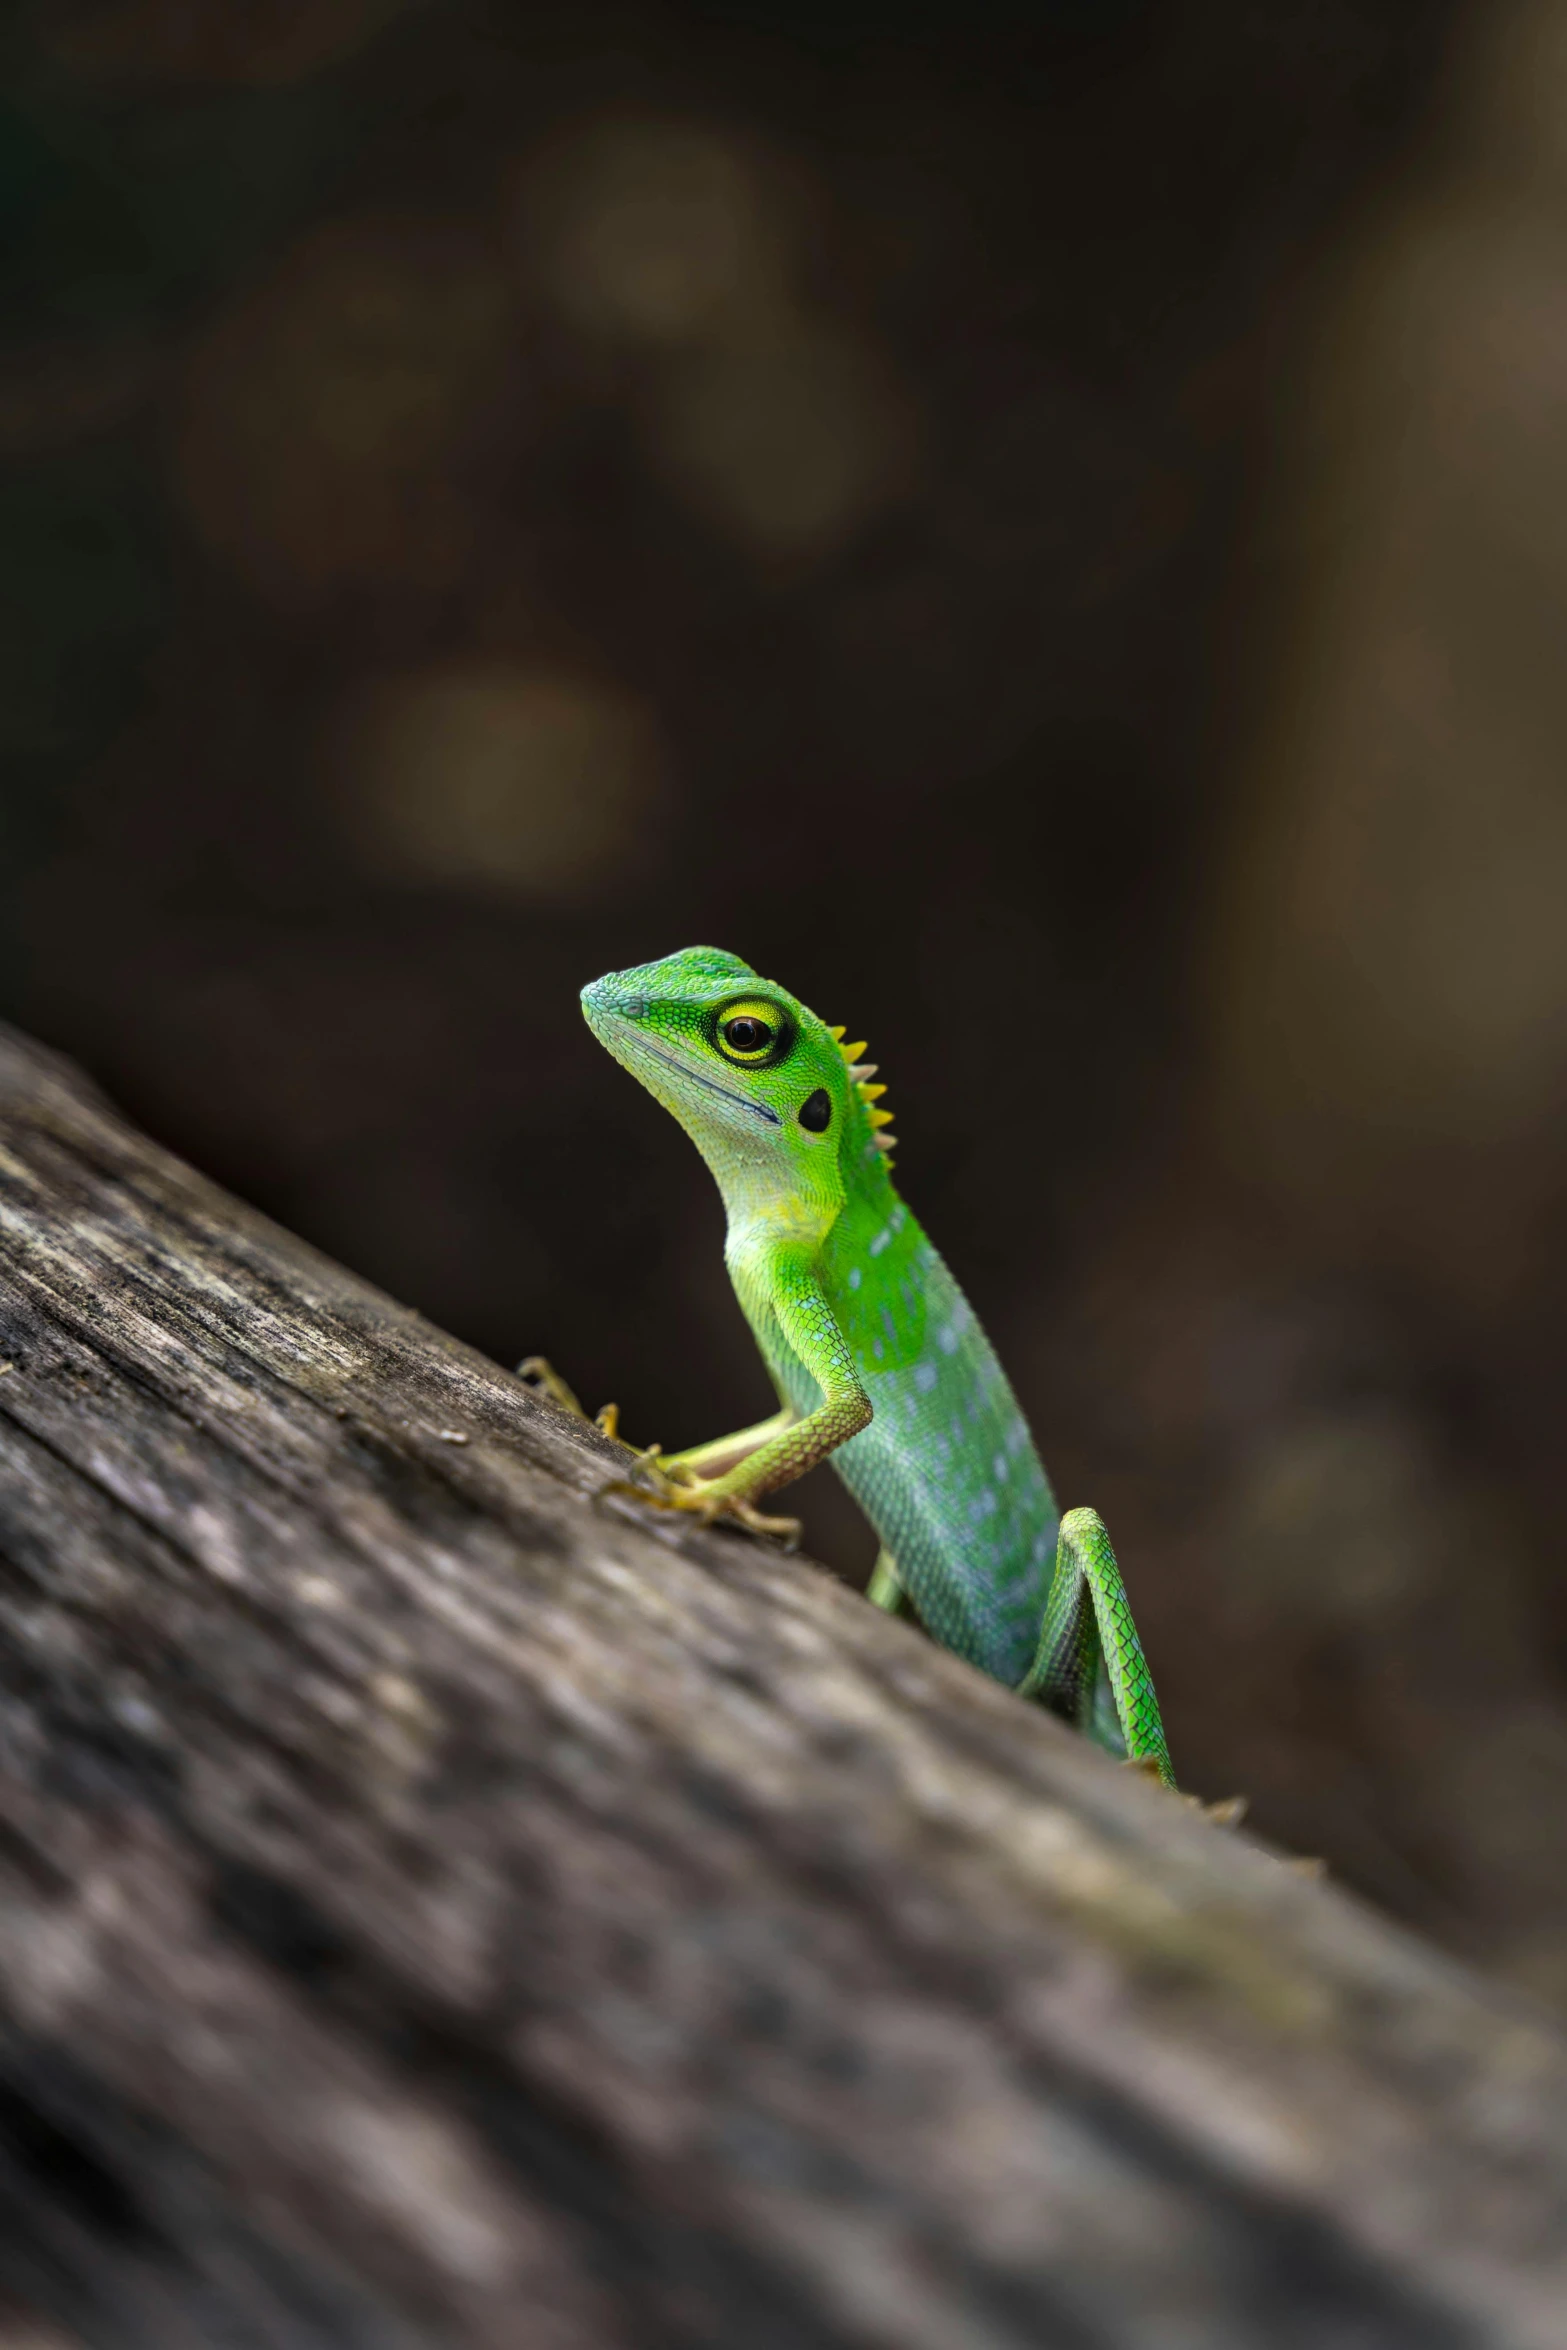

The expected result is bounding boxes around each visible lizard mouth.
[628,1035,782,1126]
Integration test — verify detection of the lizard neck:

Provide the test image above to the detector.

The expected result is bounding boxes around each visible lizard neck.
[705,1145,836,1257]
[716,1120,898,1370]
[722,1130,897,1254]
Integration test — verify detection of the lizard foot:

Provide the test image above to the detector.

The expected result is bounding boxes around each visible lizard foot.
[1124,1757,1250,1824]
[600,1455,802,1549]
[516,1356,588,1417]
[519,1361,801,1546]
[518,1359,630,1446]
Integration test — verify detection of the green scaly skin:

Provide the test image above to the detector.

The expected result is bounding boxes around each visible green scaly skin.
[579,946,1174,1788]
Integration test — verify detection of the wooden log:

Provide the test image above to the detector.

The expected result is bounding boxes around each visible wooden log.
[0,1020,1561,2350]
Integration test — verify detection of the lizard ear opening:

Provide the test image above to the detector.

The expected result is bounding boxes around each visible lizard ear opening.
[798,1088,832,1133]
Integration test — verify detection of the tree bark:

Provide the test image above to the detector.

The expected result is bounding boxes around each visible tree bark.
[0,1022,1561,2350]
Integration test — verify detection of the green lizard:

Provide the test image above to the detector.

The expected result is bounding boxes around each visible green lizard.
[547,945,1172,1786]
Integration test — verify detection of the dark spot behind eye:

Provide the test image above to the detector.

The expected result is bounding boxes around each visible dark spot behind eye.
[799,1088,832,1133]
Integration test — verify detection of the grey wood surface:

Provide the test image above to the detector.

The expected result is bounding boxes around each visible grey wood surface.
[0,1020,1562,2350]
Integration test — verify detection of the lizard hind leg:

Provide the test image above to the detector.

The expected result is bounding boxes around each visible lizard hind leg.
[865,1548,907,1615]
[1017,1506,1175,1790]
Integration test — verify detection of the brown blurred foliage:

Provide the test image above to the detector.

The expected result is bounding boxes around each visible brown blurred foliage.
[12,0,1567,2003]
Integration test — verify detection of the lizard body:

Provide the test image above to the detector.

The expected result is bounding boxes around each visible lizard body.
[578,945,1173,1784]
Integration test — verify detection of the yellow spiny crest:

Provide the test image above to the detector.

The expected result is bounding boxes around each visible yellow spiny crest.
[830,1018,897,1156]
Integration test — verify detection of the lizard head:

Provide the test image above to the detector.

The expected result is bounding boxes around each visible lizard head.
[582,946,895,1224]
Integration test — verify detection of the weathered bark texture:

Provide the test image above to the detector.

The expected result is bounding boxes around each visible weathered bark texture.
[0,1023,1562,2350]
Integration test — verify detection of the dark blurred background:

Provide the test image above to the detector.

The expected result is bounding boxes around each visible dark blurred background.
[9,0,1567,2000]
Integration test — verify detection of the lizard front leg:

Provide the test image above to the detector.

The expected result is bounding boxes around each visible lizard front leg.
[518,1359,800,1520]
[1016,1507,1174,1789]
[607,1245,870,1540]
[660,1404,798,1483]
[520,1356,810,1533]
[637,1403,805,1539]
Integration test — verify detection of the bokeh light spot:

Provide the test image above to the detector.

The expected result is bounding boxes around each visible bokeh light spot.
[645,319,920,560]
[332,664,668,906]
[518,116,794,346]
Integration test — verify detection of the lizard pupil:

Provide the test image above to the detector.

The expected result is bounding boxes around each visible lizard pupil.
[798,1088,832,1132]
[724,1017,771,1053]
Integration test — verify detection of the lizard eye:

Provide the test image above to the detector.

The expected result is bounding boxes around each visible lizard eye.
[714,999,792,1066]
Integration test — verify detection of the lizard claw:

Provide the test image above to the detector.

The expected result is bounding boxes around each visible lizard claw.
[599,1452,802,1548]
[723,1497,804,1548]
